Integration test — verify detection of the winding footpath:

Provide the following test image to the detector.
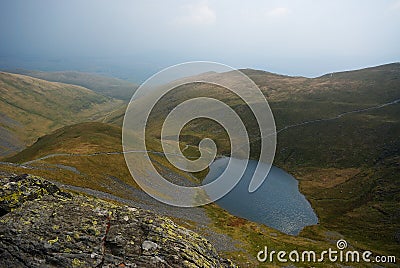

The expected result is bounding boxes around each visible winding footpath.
[22,149,198,165]
[275,98,400,134]
[9,97,400,166]
[0,97,398,252]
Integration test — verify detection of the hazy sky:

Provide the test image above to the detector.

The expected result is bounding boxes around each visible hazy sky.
[1,0,399,80]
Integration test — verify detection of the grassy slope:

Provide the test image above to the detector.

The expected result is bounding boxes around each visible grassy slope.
[97,63,399,259]
[7,69,137,100]
[2,63,400,265]
[2,122,343,268]
[136,63,400,258]
[260,65,400,256]
[4,121,397,267]
[0,72,124,157]
[3,122,137,193]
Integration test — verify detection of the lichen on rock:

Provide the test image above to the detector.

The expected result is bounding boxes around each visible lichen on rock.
[0,173,71,217]
[0,172,236,267]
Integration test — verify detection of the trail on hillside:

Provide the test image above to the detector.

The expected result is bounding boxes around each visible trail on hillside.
[275,98,400,134]
[10,97,400,166]
[21,150,199,165]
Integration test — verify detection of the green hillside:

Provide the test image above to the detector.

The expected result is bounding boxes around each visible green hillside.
[4,118,398,266]
[0,72,124,157]
[1,122,340,267]
[3,122,135,192]
[7,69,137,100]
[135,63,400,257]
[2,63,399,265]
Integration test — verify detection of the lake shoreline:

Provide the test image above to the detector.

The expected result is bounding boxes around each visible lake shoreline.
[203,157,319,235]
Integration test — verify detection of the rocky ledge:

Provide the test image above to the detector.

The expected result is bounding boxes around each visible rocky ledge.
[0,173,236,268]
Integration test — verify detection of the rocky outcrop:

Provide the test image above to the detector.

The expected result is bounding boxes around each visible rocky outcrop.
[0,173,236,267]
[0,173,71,217]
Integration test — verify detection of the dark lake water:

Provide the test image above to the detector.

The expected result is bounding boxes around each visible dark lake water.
[203,157,318,235]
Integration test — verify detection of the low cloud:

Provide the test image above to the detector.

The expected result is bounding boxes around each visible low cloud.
[390,0,400,10]
[267,7,290,17]
[174,1,216,26]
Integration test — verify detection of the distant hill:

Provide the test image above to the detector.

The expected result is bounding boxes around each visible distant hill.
[318,62,400,80]
[1,63,399,263]
[242,63,400,103]
[6,69,137,100]
[133,62,400,256]
[0,72,124,157]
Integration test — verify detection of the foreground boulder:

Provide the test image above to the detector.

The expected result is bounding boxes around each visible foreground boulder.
[0,173,236,267]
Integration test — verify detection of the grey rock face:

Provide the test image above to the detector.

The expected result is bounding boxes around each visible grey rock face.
[0,173,236,267]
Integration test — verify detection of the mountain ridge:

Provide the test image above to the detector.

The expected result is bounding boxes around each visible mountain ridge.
[4,69,137,101]
[1,63,399,265]
[0,72,124,157]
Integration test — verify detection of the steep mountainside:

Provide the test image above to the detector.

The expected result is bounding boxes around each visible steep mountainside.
[0,122,344,267]
[131,63,400,256]
[4,122,137,193]
[1,63,399,265]
[0,72,124,157]
[7,69,137,100]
